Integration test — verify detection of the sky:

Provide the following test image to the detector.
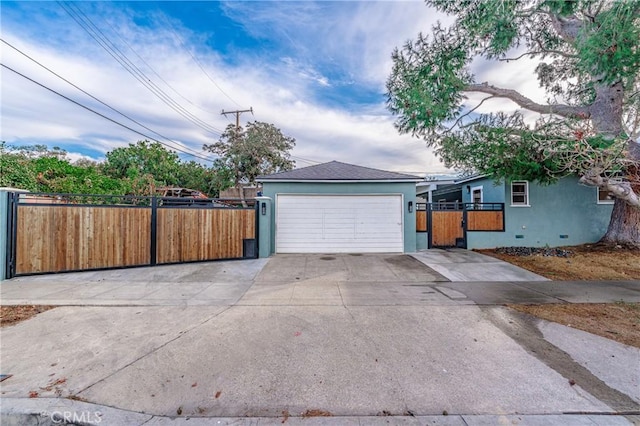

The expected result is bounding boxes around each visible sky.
[0,1,543,176]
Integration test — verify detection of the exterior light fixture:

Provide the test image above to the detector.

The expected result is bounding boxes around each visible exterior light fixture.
[408,201,413,213]
[261,202,266,215]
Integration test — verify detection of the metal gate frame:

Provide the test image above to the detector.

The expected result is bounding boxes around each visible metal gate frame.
[426,202,505,249]
[4,192,259,278]
[427,202,466,249]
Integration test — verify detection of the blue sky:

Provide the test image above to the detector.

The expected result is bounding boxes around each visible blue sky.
[0,1,540,174]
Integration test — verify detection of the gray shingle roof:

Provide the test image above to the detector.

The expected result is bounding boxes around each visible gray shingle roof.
[257,161,421,181]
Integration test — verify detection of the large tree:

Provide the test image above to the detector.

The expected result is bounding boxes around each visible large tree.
[203,121,296,199]
[387,0,640,246]
[102,140,182,187]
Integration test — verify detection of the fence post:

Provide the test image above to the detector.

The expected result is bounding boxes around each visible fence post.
[0,190,10,281]
[150,197,157,266]
[255,196,272,258]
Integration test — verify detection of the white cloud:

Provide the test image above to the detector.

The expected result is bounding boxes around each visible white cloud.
[0,1,460,176]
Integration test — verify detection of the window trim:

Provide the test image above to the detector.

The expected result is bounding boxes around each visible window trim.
[510,181,530,207]
[471,186,483,203]
[596,187,615,205]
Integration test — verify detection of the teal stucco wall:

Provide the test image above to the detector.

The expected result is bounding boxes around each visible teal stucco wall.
[261,181,417,254]
[465,176,613,248]
[255,197,272,258]
[0,191,8,280]
[461,177,505,204]
[416,232,428,251]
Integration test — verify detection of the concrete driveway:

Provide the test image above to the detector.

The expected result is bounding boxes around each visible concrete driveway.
[1,252,639,425]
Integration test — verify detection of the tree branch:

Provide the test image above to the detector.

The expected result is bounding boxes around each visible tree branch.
[465,82,590,118]
[498,49,577,61]
[447,96,495,132]
[548,14,582,43]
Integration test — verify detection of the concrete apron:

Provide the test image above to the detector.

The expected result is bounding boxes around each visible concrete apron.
[411,248,549,282]
[1,253,639,424]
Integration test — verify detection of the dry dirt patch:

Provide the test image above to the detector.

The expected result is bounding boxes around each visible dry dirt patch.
[476,244,640,281]
[509,302,640,348]
[479,244,640,347]
[0,305,54,327]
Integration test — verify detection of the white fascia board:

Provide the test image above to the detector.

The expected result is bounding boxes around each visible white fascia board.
[455,174,488,184]
[258,179,421,183]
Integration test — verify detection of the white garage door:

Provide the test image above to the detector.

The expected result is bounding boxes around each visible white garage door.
[276,195,404,253]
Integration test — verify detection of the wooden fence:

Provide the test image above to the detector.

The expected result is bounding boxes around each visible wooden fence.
[467,210,504,231]
[16,205,151,275]
[157,208,256,264]
[416,210,427,232]
[417,202,504,248]
[7,193,257,277]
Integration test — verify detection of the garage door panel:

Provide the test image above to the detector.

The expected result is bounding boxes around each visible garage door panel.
[276,195,403,253]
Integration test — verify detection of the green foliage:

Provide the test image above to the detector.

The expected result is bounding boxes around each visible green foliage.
[0,141,234,197]
[102,140,181,185]
[0,144,39,191]
[436,114,567,184]
[575,2,640,86]
[203,121,296,185]
[386,0,640,187]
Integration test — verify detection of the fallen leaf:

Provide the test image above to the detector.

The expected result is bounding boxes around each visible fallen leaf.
[191,382,197,387]
[29,391,39,398]
[301,409,332,417]
[215,391,222,399]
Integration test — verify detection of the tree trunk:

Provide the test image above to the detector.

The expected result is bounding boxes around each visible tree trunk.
[589,81,640,246]
[600,198,640,247]
[237,183,248,208]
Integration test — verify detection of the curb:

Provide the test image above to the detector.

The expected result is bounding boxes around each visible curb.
[1,398,637,425]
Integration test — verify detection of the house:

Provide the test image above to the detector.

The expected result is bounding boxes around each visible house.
[415,175,457,203]
[256,161,421,255]
[424,175,614,249]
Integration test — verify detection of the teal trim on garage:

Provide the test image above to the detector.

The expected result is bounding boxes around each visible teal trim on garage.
[261,181,417,255]
[255,197,273,258]
[0,191,8,281]
[416,232,428,251]
[465,176,613,248]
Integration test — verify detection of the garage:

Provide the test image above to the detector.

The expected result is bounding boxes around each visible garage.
[257,161,421,255]
[276,194,403,253]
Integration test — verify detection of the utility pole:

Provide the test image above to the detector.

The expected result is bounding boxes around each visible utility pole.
[220,107,253,205]
[221,107,253,133]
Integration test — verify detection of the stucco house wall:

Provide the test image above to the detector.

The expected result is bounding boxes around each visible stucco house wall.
[464,176,613,248]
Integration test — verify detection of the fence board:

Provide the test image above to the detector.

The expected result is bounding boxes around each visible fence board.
[467,211,504,231]
[431,211,463,247]
[15,206,151,274]
[416,210,427,232]
[156,208,255,264]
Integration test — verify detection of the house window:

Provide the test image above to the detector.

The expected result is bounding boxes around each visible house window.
[471,186,483,209]
[597,187,615,204]
[511,181,529,206]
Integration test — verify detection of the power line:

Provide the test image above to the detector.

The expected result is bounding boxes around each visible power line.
[1,38,216,161]
[290,155,322,165]
[1,63,217,162]
[58,1,224,136]
[102,17,220,116]
[164,19,242,108]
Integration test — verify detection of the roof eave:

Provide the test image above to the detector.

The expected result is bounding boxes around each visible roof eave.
[257,179,422,183]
